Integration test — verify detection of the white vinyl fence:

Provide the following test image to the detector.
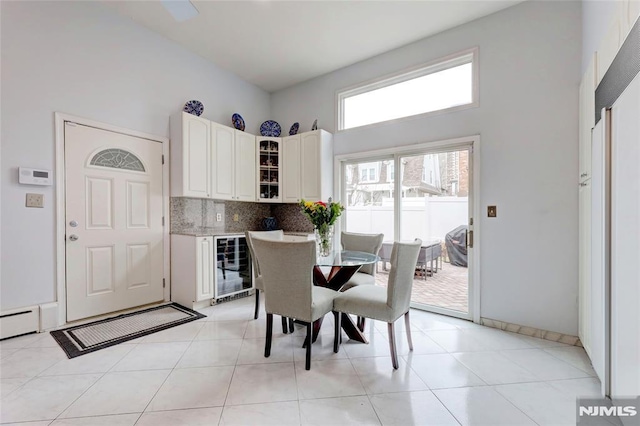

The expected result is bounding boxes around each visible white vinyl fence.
[345,196,468,242]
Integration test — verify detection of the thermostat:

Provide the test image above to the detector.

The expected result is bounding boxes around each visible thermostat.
[19,167,52,186]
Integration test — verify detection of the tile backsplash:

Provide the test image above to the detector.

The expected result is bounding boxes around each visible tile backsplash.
[170,197,313,234]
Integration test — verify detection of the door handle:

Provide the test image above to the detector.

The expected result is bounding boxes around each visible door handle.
[69,220,78,227]
[69,234,79,241]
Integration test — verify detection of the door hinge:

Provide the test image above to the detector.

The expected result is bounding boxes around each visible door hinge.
[163,278,166,288]
[469,217,474,226]
[162,217,165,226]
[468,230,474,248]
[162,155,165,165]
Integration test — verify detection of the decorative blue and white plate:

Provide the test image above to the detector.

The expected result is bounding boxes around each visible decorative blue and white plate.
[260,120,281,137]
[232,113,245,131]
[311,119,318,131]
[183,100,204,116]
[289,122,299,136]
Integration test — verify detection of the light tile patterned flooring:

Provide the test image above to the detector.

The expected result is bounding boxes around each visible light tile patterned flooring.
[0,296,600,425]
[376,261,469,313]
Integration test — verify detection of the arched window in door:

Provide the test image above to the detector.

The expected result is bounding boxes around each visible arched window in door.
[90,148,145,172]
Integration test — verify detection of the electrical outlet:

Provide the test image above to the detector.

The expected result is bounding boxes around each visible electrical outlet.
[216,213,222,222]
[487,205,497,217]
[26,193,44,208]
[233,213,239,222]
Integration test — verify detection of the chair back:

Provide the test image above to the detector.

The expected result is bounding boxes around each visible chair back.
[245,230,284,277]
[386,239,422,319]
[340,231,384,276]
[251,238,317,322]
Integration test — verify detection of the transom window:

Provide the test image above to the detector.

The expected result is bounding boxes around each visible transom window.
[338,48,477,131]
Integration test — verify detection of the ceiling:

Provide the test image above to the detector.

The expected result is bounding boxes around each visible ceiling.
[104,1,523,93]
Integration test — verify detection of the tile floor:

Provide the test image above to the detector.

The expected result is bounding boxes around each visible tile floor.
[0,296,601,425]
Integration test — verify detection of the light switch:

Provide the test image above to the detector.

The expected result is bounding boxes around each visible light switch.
[26,193,44,208]
[487,205,497,217]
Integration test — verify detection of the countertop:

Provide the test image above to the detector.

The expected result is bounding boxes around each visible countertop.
[171,228,312,237]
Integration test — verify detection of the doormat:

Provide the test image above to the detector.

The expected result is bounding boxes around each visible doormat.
[51,303,206,359]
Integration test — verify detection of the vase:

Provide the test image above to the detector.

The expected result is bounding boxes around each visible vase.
[314,225,334,258]
[262,216,278,231]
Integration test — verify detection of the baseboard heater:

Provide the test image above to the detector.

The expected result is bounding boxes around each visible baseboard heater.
[0,306,40,340]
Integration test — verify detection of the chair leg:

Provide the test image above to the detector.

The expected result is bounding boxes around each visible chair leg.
[289,317,295,333]
[254,289,260,320]
[404,311,413,351]
[305,322,312,370]
[387,322,399,369]
[281,316,288,334]
[265,313,273,357]
[333,311,341,353]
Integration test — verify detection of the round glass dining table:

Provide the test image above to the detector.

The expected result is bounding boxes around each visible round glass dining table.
[311,250,380,345]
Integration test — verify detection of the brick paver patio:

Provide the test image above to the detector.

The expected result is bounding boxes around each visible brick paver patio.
[374,260,468,313]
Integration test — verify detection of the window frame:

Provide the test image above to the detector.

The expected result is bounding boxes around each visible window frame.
[336,47,479,132]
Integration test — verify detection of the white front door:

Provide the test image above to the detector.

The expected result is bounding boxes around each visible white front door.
[65,123,164,321]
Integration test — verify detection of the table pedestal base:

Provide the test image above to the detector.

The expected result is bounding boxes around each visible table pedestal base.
[311,265,368,344]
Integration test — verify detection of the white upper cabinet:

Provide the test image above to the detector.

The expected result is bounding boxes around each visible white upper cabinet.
[257,137,282,202]
[211,123,257,201]
[170,112,211,198]
[211,122,235,200]
[234,130,257,201]
[282,130,333,203]
[282,135,301,203]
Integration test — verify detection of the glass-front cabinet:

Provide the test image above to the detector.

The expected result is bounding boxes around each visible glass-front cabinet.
[257,137,281,202]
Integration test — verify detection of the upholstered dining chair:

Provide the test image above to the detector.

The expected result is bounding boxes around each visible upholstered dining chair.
[333,239,422,369]
[246,230,293,334]
[340,231,384,288]
[340,231,384,330]
[251,238,340,370]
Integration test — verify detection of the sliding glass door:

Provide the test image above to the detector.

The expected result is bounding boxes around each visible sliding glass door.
[399,148,471,316]
[341,143,473,319]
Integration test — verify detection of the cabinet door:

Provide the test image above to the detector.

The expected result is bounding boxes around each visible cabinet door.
[578,179,592,354]
[234,131,257,201]
[183,115,211,198]
[196,237,214,302]
[211,123,235,200]
[282,135,301,202]
[300,132,321,200]
[579,55,596,181]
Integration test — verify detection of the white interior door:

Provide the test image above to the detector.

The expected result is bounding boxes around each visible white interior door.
[611,73,640,399]
[65,123,164,321]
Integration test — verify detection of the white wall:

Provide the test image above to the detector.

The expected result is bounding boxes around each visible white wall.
[272,1,582,335]
[0,1,270,310]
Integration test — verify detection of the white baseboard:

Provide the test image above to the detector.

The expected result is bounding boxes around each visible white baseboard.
[0,306,40,339]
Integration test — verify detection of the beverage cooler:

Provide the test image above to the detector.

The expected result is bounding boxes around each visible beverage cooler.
[213,235,252,299]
